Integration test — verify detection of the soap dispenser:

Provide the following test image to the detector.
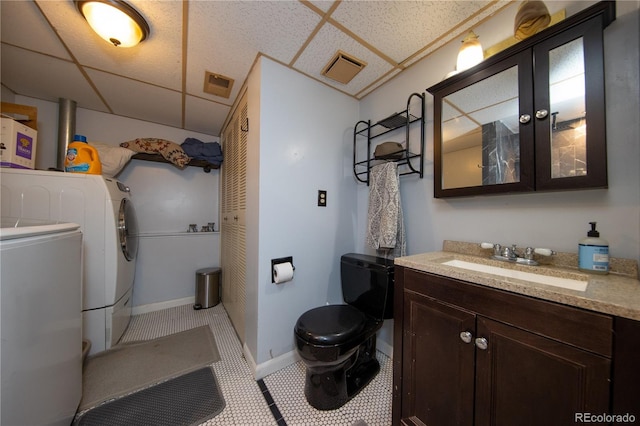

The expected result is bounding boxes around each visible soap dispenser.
[578,222,609,274]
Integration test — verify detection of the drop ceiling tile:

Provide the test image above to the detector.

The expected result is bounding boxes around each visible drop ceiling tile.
[186,2,256,104]
[0,1,71,59]
[0,0,540,136]
[1,45,108,112]
[86,69,182,129]
[402,1,511,67]
[186,1,321,103]
[184,96,230,137]
[332,0,508,63]
[294,21,395,96]
[307,1,335,14]
[223,1,320,64]
[37,0,183,91]
[332,1,499,64]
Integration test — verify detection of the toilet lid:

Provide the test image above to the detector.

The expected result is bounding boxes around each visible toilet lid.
[295,305,366,346]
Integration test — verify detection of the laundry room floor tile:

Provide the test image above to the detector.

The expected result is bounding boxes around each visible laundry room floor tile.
[121,303,276,425]
[121,303,392,425]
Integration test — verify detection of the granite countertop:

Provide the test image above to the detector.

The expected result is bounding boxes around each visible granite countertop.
[395,241,640,321]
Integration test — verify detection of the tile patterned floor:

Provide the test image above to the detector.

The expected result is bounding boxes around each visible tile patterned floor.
[119,303,392,425]
[262,351,392,426]
[121,303,275,426]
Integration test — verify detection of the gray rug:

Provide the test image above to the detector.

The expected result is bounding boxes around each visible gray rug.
[74,367,225,425]
[80,326,221,411]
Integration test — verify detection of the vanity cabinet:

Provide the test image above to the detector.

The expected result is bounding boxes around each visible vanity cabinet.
[393,267,616,426]
[427,1,615,198]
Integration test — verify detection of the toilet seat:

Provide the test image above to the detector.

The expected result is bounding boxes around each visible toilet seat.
[295,305,367,346]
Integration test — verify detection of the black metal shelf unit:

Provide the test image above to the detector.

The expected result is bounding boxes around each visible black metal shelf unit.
[353,92,425,185]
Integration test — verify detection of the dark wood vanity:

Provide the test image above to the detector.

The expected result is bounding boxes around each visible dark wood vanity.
[427,2,615,198]
[392,256,640,426]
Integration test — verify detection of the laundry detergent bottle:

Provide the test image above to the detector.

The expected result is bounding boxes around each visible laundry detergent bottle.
[64,134,102,174]
[578,222,609,274]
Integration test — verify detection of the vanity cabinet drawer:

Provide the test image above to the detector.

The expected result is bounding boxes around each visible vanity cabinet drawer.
[404,268,613,357]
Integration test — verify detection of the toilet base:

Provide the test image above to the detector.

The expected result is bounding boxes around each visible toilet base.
[304,335,380,410]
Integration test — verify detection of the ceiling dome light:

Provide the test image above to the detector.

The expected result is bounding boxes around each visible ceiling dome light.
[456,31,484,72]
[75,0,150,47]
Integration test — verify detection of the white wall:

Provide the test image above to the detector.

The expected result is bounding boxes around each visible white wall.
[118,162,220,308]
[356,1,640,263]
[14,96,221,307]
[2,86,16,104]
[245,57,359,370]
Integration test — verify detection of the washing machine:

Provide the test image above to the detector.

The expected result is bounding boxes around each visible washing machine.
[0,168,139,355]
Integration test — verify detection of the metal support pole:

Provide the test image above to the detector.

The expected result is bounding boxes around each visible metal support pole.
[57,98,76,170]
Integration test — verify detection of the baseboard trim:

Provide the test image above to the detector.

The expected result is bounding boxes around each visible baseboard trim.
[243,343,301,380]
[377,338,393,359]
[132,296,195,315]
[243,338,393,381]
[242,343,257,377]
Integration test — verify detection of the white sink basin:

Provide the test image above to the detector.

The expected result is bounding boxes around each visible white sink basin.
[442,259,588,292]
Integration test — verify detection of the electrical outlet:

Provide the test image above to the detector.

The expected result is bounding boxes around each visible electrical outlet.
[318,190,327,207]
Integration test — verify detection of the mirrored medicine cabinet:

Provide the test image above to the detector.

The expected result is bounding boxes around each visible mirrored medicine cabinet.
[427,1,615,198]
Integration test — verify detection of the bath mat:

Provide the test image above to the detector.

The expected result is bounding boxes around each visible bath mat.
[80,325,220,411]
[74,367,225,425]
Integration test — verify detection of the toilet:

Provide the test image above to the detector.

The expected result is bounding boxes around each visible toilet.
[294,253,394,410]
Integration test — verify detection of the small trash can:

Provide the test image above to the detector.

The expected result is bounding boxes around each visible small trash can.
[194,267,221,310]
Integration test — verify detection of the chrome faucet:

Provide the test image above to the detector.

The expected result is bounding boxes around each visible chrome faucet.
[480,242,556,266]
[501,244,520,260]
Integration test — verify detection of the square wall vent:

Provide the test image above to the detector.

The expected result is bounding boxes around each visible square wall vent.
[321,50,367,84]
[203,71,234,98]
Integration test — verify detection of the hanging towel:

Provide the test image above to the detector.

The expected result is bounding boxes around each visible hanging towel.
[366,162,406,258]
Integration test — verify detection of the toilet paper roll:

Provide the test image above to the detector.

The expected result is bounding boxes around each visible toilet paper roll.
[273,262,294,284]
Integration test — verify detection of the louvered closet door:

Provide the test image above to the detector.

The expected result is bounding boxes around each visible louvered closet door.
[220,92,247,343]
[220,122,233,321]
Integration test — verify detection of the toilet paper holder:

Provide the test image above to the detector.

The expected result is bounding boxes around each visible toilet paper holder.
[271,256,295,283]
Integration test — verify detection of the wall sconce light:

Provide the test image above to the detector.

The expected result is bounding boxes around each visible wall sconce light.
[456,31,484,72]
[75,0,150,47]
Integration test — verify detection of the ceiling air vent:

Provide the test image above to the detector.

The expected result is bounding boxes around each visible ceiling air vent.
[203,71,234,98]
[321,50,367,84]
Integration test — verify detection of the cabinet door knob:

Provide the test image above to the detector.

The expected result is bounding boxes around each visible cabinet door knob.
[459,331,473,344]
[519,114,531,124]
[475,337,488,350]
[536,109,549,119]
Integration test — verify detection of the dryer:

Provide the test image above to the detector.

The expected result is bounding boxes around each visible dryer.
[1,219,83,426]
[0,169,139,354]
